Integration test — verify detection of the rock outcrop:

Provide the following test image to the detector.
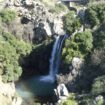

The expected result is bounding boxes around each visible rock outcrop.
[0,76,22,105]
[54,84,69,104]
[57,57,84,92]
[0,0,67,43]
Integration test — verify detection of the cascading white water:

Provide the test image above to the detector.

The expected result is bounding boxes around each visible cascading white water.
[40,35,67,82]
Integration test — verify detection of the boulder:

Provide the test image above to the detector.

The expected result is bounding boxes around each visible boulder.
[53,18,65,35]
[72,57,83,70]
[44,22,52,36]
[57,84,69,97]
[0,81,22,105]
[14,0,22,7]
[56,57,84,92]
[54,84,69,103]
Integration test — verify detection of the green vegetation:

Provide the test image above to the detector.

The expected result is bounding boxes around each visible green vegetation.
[78,95,104,105]
[92,75,105,95]
[85,3,105,28]
[62,99,78,105]
[79,97,95,105]
[0,9,16,24]
[0,29,32,82]
[93,23,105,48]
[0,1,105,104]
[63,11,81,34]
[61,93,78,105]
[62,31,93,64]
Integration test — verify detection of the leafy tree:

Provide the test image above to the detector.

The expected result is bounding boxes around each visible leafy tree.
[92,75,105,95]
[62,100,78,105]
[62,93,78,105]
[62,31,93,64]
[0,9,16,24]
[85,3,105,28]
[0,29,32,82]
[74,31,93,53]
[63,11,82,34]
[93,23,105,48]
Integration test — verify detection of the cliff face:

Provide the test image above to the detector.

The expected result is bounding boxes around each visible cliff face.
[0,1,68,105]
[0,0,67,43]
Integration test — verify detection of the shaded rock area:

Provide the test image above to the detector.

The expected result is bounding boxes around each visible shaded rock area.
[57,57,84,92]
[21,40,53,79]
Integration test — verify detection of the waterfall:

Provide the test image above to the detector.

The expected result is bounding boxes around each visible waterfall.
[16,34,67,98]
[40,35,67,82]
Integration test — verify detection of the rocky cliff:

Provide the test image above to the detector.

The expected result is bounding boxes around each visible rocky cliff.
[0,76,22,105]
[0,0,68,43]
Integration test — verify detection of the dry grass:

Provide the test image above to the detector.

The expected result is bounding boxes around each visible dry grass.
[42,0,57,7]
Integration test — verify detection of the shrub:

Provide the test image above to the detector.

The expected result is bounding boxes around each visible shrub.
[0,9,16,24]
[85,3,105,28]
[62,100,78,105]
[0,29,32,82]
[91,75,105,95]
[62,93,78,105]
[93,23,105,48]
[63,11,81,34]
[62,31,93,64]
[74,31,93,53]
[90,48,105,66]
[79,98,94,105]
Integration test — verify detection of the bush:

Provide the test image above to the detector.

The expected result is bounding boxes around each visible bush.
[62,31,93,64]
[63,11,81,34]
[0,42,22,82]
[85,3,105,28]
[91,75,105,95]
[79,98,94,105]
[62,93,78,105]
[0,29,32,82]
[79,95,105,105]
[90,48,105,66]
[0,9,16,24]
[93,23,105,48]
[74,31,93,53]
[62,100,78,105]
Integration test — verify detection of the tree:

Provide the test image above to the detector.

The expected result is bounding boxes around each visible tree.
[0,29,32,82]
[85,3,105,28]
[92,75,105,95]
[63,11,81,34]
[74,31,93,53]
[93,23,105,48]
[62,31,93,64]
